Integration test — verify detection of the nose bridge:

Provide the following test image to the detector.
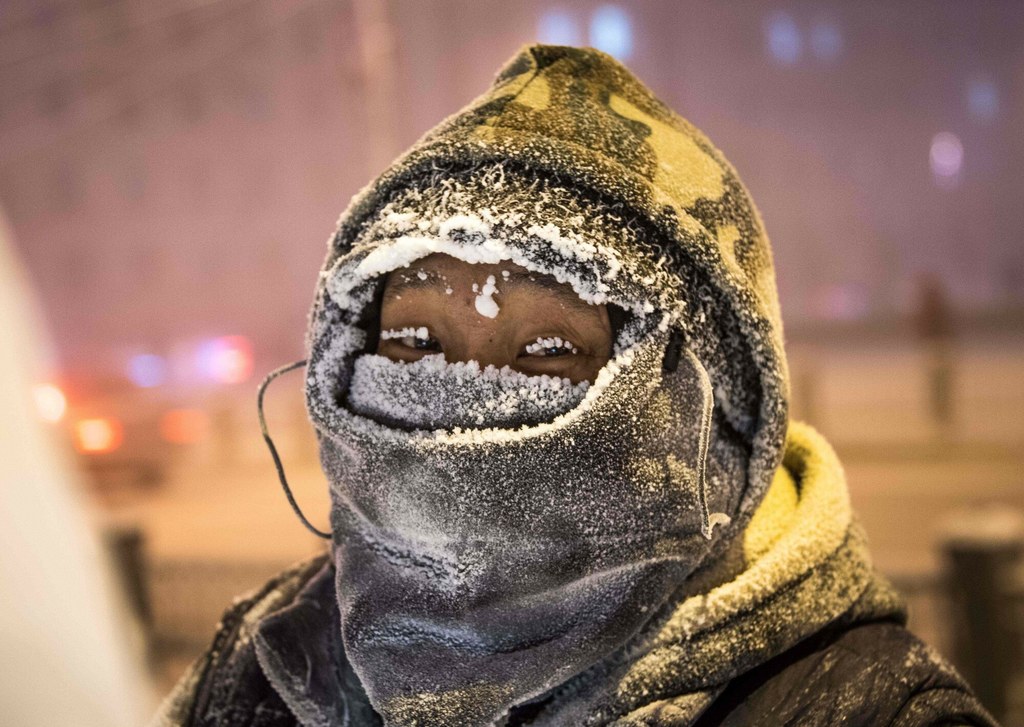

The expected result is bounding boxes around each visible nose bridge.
[444,327,508,370]
[442,296,510,370]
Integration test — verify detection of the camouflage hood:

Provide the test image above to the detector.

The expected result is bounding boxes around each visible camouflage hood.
[307,43,789,548]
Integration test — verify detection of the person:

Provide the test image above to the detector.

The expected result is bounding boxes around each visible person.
[151,44,997,726]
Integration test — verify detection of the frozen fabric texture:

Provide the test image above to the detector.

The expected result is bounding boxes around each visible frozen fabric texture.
[148,423,997,726]
[308,295,737,724]
[345,352,591,431]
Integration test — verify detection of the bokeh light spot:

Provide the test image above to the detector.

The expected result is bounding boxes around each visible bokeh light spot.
[966,79,998,121]
[196,335,254,384]
[810,20,843,61]
[589,5,633,60]
[930,132,964,184]
[537,8,581,46]
[128,353,167,388]
[33,383,67,423]
[74,417,124,454]
[765,12,801,65]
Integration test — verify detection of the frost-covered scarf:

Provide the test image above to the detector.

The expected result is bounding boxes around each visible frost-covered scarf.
[345,352,591,431]
[304,234,748,725]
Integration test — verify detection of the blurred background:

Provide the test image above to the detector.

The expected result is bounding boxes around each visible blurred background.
[1,0,1022,723]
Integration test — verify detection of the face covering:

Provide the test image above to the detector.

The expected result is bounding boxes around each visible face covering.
[346,352,592,431]
[305,241,734,726]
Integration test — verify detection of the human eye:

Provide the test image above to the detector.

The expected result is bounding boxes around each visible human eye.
[522,335,579,358]
[380,326,441,352]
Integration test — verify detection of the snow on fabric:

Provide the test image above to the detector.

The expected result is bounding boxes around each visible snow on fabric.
[346,352,590,430]
[317,170,677,334]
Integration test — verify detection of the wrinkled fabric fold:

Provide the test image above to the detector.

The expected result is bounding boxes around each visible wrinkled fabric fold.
[248,422,905,727]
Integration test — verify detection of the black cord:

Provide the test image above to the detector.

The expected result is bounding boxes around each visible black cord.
[662,327,685,372]
[257,359,332,540]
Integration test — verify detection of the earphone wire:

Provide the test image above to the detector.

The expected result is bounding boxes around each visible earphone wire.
[257,359,332,540]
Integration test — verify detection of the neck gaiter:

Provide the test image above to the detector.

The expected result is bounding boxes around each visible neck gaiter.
[346,353,592,431]
[305,243,732,725]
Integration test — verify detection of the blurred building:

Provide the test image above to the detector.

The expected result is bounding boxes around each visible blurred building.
[1,1,1023,379]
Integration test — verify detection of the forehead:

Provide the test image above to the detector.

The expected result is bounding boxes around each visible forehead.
[382,253,593,310]
[384,253,525,281]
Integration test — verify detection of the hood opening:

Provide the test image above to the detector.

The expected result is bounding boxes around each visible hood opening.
[349,270,634,365]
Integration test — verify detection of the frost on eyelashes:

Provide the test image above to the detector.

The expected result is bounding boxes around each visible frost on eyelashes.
[380,326,430,341]
[526,336,578,355]
[345,353,591,431]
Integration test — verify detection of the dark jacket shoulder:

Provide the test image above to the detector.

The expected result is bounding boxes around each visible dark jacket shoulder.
[149,554,331,727]
[154,558,997,727]
[695,620,998,727]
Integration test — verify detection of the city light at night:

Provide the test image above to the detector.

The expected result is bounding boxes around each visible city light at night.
[809,19,843,61]
[967,78,999,121]
[128,353,167,388]
[930,131,964,184]
[589,5,633,60]
[537,8,582,47]
[765,11,801,65]
[32,382,67,423]
[195,335,254,385]
[73,417,124,454]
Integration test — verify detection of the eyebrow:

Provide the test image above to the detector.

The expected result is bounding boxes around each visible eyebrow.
[384,268,597,312]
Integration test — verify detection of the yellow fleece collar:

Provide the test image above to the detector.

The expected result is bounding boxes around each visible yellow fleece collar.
[742,447,799,563]
[614,420,864,696]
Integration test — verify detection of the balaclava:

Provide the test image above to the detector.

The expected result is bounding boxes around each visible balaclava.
[302,45,789,726]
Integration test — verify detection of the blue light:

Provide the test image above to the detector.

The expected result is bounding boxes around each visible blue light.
[765,12,801,65]
[128,353,167,388]
[967,79,998,121]
[537,8,582,46]
[589,5,633,60]
[810,20,843,61]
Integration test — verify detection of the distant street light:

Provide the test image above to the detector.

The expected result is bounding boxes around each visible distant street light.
[74,417,124,454]
[33,382,67,423]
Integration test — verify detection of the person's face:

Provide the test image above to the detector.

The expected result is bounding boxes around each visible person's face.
[376,253,612,384]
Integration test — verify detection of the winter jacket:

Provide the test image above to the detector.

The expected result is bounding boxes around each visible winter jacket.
[150,422,996,726]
